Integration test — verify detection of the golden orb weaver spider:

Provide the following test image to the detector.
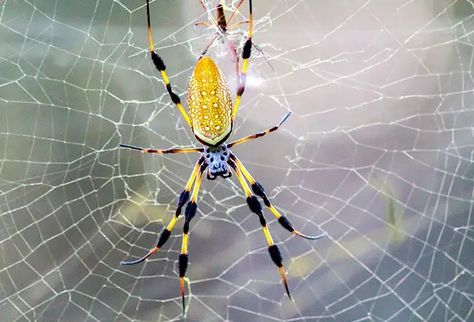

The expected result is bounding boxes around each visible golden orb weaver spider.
[120,0,324,315]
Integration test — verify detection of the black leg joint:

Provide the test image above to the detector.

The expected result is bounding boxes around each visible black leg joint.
[246,196,262,215]
[278,216,294,233]
[237,83,245,97]
[176,190,190,216]
[242,38,252,59]
[183,222,190,234]
[228,159,236,169]
[151,51,166,71]
[185,202,197,222]
[252,182,271,207]
[178,190,190,208]
[178,254,188,277]
[252,182,265,197]
[166,84,181,105]
[157,229,172,248]
[268,245,283,268]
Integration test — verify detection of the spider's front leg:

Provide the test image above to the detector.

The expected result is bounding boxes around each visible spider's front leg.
[121,157,204,265]
[145,0,192,128]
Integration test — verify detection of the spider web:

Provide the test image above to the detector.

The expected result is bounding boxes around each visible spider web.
[0,0,473,321]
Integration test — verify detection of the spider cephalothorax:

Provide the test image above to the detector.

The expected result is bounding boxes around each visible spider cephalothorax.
[204,144,231,179]
[120,0,324,316]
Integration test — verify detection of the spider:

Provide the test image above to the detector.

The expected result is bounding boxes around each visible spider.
[120,0,324,314]
[194,0,273,76]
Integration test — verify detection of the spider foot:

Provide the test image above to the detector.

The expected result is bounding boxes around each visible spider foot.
[279,266,293,301]
[277,216,325,241]
[120,247,159,265]
[180,277,186,316]
[293,230,326,241]
[278,111,291,127]
[119,143,143,151]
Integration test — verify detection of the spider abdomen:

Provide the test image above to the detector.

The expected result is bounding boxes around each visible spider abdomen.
[188,57,233,146]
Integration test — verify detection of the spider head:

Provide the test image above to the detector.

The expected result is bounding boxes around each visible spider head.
[204,144,231,180]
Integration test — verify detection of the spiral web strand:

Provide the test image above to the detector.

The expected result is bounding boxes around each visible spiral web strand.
[0,0,473,321]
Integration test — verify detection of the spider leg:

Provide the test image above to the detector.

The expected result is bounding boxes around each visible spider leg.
[119,143,203,154]
[145,0,192,128]
[197,0,208,11]
[252,42,276,72]
[196,0,219,32]
[231,154,325,240]
[225,36,240,76]
[228,112,291,148]
[194,21,212,28]
[199,34,219,59]
[179,162,207,316]
[228,20,250,30]
[226,0,246,26]
[229,159,292,299]
[232,0,253,120]
[121,158,204,265]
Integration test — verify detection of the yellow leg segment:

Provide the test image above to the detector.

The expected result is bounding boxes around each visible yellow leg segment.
[233,164,252,197]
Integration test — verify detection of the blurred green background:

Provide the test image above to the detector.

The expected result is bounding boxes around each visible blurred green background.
[0,0,473,321]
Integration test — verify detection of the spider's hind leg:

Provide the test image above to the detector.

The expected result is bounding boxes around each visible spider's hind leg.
[178,162,207,316]
[229,159,292,299]
[230,154,325,240]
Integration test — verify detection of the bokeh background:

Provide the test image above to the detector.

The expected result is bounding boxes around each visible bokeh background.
[0,0,473,321]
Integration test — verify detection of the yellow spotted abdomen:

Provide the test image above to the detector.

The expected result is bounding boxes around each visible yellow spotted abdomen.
[188,57,232,146]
